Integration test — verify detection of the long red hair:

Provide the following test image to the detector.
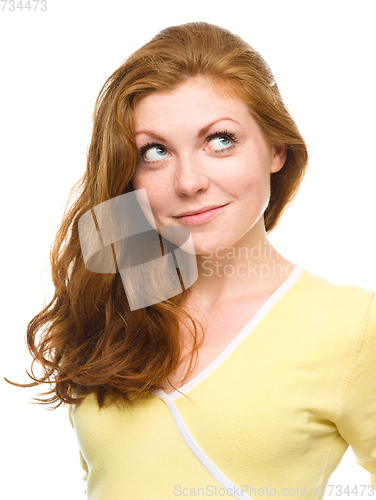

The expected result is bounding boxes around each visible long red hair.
[7,22,308,408]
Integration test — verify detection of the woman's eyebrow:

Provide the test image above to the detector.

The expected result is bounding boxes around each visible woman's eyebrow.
[134,117,240,141]
[198,117,240,136]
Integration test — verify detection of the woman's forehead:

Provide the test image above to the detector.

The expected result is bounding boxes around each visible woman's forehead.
[133,78,249,125]
[134,76,247,110]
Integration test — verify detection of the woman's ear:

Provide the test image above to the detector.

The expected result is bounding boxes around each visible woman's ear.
[270,144,287,174]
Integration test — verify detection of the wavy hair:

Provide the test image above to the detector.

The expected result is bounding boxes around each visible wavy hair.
[8,22,308,408]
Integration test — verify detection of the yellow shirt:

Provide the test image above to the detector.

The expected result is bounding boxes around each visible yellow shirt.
[69,265,376,499]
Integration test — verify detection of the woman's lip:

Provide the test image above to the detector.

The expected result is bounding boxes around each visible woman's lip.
[174,204,228,225]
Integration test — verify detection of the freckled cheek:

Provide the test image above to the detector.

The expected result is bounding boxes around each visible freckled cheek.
[230,163,267,191]
[131,172,154,196]
[230,166,271,208]
[135,183,171,219]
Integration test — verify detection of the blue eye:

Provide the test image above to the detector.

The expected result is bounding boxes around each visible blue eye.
[144,145,169,161]
[138,142,169,162]
[206,131,238,152]
[209,136,232,150]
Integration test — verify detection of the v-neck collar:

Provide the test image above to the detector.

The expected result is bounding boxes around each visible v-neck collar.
[157,263,305,401]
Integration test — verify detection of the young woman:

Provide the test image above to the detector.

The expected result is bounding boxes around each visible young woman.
[14,22,376,499]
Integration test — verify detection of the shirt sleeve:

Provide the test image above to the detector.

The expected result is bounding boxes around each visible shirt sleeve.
[68,405,89,486]
[335,291,376,488]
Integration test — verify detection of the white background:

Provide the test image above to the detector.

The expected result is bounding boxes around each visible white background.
[1,0,375,499]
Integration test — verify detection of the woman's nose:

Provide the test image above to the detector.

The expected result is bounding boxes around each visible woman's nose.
[174,153,210,196]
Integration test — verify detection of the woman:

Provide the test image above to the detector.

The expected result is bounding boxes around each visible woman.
[14,22,376,499]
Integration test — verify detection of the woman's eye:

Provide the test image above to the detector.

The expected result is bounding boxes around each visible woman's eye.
[144,145,169,161]
[207,135,234,152]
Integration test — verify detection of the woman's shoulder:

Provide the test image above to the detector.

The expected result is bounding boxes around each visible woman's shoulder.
[297,266,375,332]
[299,267,374,306]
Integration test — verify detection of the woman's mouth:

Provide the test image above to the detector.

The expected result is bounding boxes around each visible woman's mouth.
[174,204,228,225]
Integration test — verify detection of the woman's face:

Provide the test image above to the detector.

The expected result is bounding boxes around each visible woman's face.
[131,77,286,255]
